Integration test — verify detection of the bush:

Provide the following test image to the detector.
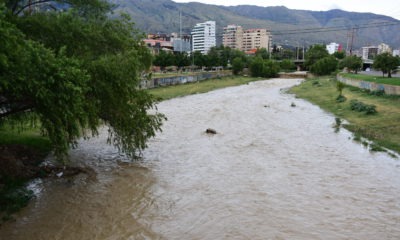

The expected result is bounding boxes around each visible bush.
[350,99,377,114]
[336,95,347,102]
[310,56,338,75]
[249,58,280,78]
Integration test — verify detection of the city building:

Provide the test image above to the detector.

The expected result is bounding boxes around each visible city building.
[171,33,192,53]
[242,29,271,52]
[326,42,341,54]
[191,21,216,54]
[143,39,173,55]
[378,43,392,54]
[361,46,379,60]
[145,33,192,54]
[222,25,243,50]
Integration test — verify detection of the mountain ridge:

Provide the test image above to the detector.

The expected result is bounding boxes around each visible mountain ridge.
[110,0,400,49]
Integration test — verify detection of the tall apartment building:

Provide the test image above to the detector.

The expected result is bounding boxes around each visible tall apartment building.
[222,26,271,52]
[242,29,271,52]
[191,21,216,54]
[222,25,243,50]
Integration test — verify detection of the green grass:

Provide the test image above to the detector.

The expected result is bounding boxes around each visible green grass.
[289,76,400,154]
[0,125,51,154]
[340,73,400,86]
[147,75,262,100]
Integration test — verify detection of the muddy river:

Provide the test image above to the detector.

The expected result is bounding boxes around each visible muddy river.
[1,78,400,239]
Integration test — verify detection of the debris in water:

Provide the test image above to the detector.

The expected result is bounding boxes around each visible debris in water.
[56,172,63,178]
[206,128,217,134]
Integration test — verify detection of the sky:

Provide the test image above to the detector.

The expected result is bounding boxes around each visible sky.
[173,0,400,20]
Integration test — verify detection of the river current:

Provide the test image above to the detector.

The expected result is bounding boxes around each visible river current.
[1,78,400,239]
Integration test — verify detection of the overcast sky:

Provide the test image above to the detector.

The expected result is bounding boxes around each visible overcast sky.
[173,0,400,20]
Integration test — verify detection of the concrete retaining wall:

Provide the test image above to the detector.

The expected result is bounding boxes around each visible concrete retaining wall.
[337,74,400,95]
[140,72,232,89]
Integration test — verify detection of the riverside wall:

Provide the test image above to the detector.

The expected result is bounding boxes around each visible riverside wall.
[140,71,232,89]
[337,74,400,95]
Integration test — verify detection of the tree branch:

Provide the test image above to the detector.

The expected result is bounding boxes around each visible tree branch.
[14,0,70,15]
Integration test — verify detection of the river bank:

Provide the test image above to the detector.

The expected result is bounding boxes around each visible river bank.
[1,78,400,239]
[289,76,400,154]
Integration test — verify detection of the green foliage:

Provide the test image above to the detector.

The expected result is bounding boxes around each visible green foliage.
[333,51,345,59]
[153,50,175,70]
[255,48,270,60]
[305,44,329,69]
[249,58,280,78]
[280,59,296,71]
[232,57,244,75]
[350,99,377,114]
[336,81,345,95]
[339,55,363,73]
[373,52,400,78]
[0,2,165,161]
[309,56,338,75]
[336,95,347,102]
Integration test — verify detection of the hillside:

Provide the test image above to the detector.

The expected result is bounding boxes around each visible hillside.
[110,0,400,49]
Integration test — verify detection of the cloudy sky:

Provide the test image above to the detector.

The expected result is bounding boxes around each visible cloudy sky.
[173,0,400,19]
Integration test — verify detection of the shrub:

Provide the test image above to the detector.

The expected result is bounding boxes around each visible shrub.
[336,95,347,102]
[350,99,377,114]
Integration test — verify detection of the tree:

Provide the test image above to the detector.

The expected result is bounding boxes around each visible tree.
[339,55,362,74]
[193,51,206,68]
[153,50,175,70]
[232,57,244,75]
[373,52,400,78]
[174,52,191,69]
[255,48,270,60]
[333,51,346,60]
[280,59,296,71]
[309,56,338,75]
[249,58,280,78]
[305,44,329,69]
[0,2,165,161]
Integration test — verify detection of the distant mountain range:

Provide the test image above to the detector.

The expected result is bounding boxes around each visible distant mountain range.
[110,0,400,49]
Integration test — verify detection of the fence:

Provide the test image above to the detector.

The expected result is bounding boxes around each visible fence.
[337,74,400,95]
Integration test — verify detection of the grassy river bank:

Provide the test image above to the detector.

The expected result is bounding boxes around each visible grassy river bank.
[289,76,400,155]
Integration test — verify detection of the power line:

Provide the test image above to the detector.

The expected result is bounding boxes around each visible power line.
[271,21,400,36]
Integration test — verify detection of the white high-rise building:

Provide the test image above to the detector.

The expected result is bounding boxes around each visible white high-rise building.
[191,21,216,54]
[326,42,340,54]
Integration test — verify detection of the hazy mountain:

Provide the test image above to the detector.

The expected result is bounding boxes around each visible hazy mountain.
[110,0,400,49]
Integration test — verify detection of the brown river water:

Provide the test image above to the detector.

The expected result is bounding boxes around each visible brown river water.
[1,78,400,239]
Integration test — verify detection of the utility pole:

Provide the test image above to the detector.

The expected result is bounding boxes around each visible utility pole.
[179,11,182,53]
[269,35,272,60]
[349,27,356,55]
